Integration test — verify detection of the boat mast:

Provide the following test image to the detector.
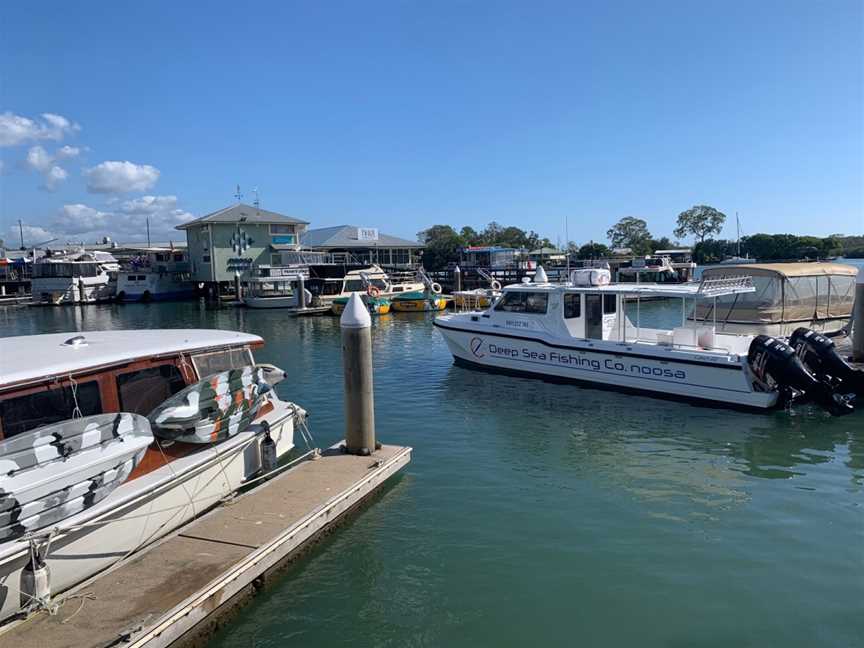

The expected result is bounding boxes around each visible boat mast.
[736,212,741,258]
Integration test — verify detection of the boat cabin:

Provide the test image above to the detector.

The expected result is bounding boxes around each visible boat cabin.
[479,275,757,356]
[0,330,262,441]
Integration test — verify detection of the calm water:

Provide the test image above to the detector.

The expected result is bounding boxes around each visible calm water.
[1,297,862,647]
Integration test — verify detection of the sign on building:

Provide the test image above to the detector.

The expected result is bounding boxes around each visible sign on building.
[357,228,379,241]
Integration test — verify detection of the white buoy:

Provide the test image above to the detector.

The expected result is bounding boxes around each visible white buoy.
[853,269,864,362]
[533,265,549,284]
[340,292,376,455]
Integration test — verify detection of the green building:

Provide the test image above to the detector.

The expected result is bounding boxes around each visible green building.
[176,204,309,284]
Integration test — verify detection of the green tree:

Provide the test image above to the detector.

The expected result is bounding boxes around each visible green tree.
[577,242,611,259]
[649,236,678,253]
[418,225,464,270]
[674,205,726,243]
[460,226,480,246]
[606,217,652,255]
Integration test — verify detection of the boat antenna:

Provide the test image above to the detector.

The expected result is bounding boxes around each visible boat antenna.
[252,187,260,212]
[565,214,570,281]
[146,214,151,248]
[18,219,24,250]
[234,184,243,203]
[736,211,741,258]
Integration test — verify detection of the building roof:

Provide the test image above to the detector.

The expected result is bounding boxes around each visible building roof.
[300,225,423,249]
[529,247,564,255]
[704,262,859,278]
[0,329,262,389]
[176,203,309,230]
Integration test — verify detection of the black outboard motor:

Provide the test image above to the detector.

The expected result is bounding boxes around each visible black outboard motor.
[747,335,854,415]
[789,327,864,396]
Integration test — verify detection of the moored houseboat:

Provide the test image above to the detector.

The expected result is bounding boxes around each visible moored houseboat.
[116,248,197,302]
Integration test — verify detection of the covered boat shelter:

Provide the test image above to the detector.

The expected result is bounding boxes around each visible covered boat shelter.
[693,262,858,336]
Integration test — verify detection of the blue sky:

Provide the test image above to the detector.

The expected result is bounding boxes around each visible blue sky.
[1,1,861,247]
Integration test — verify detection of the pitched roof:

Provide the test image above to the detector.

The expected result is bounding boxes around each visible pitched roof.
[300,225,423,249]
[176,203,309,230]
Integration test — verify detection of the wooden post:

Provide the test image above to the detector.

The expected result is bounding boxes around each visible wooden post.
[341,293,376,455]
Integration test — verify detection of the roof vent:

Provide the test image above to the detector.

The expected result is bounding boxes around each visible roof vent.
[63,335,88,348]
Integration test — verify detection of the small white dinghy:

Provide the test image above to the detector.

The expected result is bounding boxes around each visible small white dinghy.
[149,365,274,444]
[0,413,153,541]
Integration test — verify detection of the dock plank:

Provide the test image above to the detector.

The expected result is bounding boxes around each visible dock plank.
[2,444,411,648]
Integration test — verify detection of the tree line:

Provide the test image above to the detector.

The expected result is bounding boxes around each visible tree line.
[418,206,862,270]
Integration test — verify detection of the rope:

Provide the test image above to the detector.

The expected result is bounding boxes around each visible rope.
[68,374,83,420]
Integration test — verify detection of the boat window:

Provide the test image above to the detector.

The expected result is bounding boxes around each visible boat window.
[494,291,548,314]
[271,253,282,266]
[127,275,137,281]
[603,294,617,314]
[73,263,99,278]
[202,255,211,264]
[564,293,581,319]
[192,347,254,377]
[0,381,102,439]
[371,279,388,290]
[270,224,294,234]
[116,365,186,415]
[344,280,364,292]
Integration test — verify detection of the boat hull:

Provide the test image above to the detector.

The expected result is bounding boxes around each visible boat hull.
[242,295,300,309]
[434,321,777,410]
[0,400,298,622]
[392,297,447,312]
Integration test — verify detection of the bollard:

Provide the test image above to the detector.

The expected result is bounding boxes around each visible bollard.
[234,272,242,302]
[854,269,864,362]
[453,265,462,293]
[297,274,306,310]
[340,292,376,455]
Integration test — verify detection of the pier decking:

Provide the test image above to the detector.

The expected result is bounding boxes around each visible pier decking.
[2,443,411,648]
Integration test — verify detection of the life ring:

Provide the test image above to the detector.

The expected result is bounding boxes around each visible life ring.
[430,282,442,295]
[490,280,502,291]
[367,285,381,297]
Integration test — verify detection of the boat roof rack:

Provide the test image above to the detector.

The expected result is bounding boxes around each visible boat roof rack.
[696,275,755,298]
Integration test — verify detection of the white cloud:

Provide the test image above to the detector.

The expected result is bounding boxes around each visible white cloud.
[55,145,80,160]
[6,224,56,246]
[57,203,110,233]
[84,160,160,193]
[25,145,53,172]
[119,195,180,215]
[0,111,81,147]
[24,145,75,191]
[50,196,193,241]
[44,166,68,191]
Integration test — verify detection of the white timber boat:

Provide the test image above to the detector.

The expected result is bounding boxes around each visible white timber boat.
[434,267,861,414]
[0,329,302,623]
[30,249,118,305]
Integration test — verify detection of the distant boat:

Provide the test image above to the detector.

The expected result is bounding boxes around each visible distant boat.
[719,212,757,264]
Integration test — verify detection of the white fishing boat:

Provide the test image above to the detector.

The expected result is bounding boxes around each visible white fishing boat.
[30,249,118,305]
[434,266,860,414]
[116,248,197,302]
[0,329,302,622]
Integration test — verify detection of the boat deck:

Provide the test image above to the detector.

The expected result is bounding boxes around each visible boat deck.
[1,443,411,648]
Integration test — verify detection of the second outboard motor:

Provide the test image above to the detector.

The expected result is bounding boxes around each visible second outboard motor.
[748,335,854,415]
[789,327,864,396]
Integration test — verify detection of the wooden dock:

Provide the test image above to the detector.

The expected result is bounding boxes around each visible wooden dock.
[1,444,411,648]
